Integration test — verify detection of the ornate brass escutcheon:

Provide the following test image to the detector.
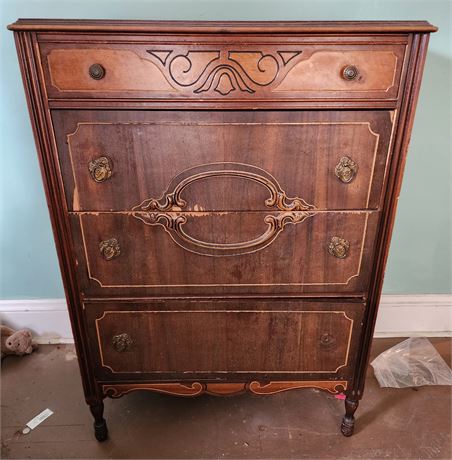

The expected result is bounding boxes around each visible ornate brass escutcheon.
[335,156,358,183]
[88,156,113,183]
[99,238,121,260]
[342,65,359,81]
[328,237,350,259]
[112,333,132,352]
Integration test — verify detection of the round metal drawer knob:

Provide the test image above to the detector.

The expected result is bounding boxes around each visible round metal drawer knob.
[342,65,359,81]
[89,63,105,80]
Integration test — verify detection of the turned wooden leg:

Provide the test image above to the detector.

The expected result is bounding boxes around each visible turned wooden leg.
[341,397,359,437]
[89,400,108,442]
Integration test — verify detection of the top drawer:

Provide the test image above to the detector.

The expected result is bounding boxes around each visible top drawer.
[39,42,406,100]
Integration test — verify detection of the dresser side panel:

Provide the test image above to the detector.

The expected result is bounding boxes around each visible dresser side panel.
[353,33,432,398]
[12,31,97,402]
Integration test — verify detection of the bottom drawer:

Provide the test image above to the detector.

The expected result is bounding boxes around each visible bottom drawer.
[85,299,364,382]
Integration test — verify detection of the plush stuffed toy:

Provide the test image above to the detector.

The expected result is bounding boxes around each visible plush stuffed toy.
[1,325,36,359]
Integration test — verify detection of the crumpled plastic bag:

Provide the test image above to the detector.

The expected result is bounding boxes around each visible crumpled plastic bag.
[370,337,452,388]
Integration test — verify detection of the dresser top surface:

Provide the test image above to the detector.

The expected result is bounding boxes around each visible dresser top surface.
[8,19,437,34]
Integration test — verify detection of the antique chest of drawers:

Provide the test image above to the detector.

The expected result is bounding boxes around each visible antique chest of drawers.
[9,19,436,441]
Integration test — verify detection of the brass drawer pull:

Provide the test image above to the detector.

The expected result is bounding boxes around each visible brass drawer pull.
[335,156,358,183]
[89,63,105,80]
[328,237,350,259]
[112,333,132,352]
[99,238,121,260]
[342,65,359,81]
[88,156,112,183]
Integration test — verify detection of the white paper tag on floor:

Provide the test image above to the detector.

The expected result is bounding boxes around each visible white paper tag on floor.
[23,408,54,433]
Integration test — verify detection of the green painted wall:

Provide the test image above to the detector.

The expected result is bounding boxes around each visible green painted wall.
[1,0,450,299]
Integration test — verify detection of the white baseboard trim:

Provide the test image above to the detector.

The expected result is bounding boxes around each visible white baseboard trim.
[374,294,452,338]
[0,299,73,344]
[0,295,451,344]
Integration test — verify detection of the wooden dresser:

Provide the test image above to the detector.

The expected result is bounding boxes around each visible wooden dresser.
[9,19,436,441]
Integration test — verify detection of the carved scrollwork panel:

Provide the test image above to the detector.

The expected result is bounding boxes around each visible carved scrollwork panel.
[132,162,316,256]
[103,380,347,399]
[146,49,303,96]
[133,162,314,213]
[133,210,315,256]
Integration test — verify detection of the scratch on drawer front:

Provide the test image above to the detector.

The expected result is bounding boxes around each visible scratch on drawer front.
[390,110,396,123]
[73,187,80,210]
[183,211,230,217]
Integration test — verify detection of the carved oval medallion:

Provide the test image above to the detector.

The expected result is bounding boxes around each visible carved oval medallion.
[132,162,316,256]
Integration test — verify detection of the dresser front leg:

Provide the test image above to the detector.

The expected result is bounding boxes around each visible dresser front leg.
[341,397,359,437]
[89,400,108,442]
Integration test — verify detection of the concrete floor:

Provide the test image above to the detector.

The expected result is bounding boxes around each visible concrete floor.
[1,338,451,459]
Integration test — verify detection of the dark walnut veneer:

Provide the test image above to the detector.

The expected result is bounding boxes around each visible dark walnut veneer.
[8,19,437,441]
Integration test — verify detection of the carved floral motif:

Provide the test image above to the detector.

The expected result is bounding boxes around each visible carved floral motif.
[146,49,302,96]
